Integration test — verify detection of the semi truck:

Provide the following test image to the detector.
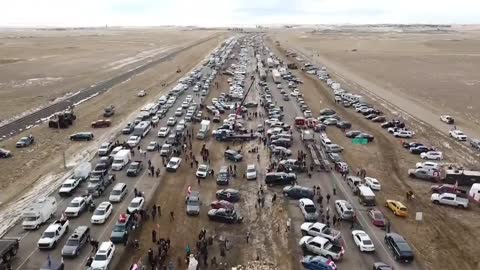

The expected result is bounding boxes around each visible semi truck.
[272,69,281,83]
[22,197,57,230]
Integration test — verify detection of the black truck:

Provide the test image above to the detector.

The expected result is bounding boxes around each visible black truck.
[0,238,19,269]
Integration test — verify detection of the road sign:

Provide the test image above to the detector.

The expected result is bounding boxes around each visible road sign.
[352,138,368,145]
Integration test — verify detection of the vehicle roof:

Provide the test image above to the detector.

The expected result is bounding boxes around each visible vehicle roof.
[170,157,181,162]
[70,226,89,238]
[131,197,143,203]
[71,197,84,203]
[97,242,112,253]
[98,202,111,209]
[299,198,315,205]
[310,236,329,245]
[64,179,77,184]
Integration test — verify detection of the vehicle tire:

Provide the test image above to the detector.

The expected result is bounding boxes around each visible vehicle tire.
[11,246,18,256]
[457,204,465,209]
[394,253,399,261]
[433,200,439,205]
[436,157,441,161]
[4,253,11,262]
[327,255,333,261]
[53,241,57,248]
[35,224,39,230]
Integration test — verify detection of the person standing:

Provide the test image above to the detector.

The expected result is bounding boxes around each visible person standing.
[246,231,251,243]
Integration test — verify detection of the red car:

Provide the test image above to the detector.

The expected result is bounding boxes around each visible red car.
[367,209,386,227]
[210,200,234,210]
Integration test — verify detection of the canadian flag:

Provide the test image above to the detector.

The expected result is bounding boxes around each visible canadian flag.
[187,185,192,195]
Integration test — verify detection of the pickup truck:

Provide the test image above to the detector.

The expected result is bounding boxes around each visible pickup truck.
[299,236,344,261]
[408,168,439,182]
[37,219,69,249]
[0,238,19,268]
[58,178,81,197]
[87,174,115,197]
[431,192,469,208]
[300,222,342,242]
[64,195,92,217]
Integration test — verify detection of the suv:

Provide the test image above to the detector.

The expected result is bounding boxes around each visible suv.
[70,132,94,141]
[224,149,243,162]
[186,191,201,216]
[335,200,354,220]
[61,226,90,257]
[91,242,116,269]
[265,172,297,186]
[126,161,144,177]
[110,214,134,244]
[384,233,414,263]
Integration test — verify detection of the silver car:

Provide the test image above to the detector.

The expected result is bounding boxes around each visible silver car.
[186,191,201,215]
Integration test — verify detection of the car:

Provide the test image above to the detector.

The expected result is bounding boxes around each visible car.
[0,148,12,158]
[393,130,414,138]
[70,132,94,141]
[271,145,293,156]
[327,153,342,163]
[196,164,209,178]
[365,114,378,120]
[416,161,439,171]
[224,149,243,162]
[420,151,443,160]
[356,133,374,142]
[137,90,146,97]
[127,197,145,214]
[37,219,70,249]
[335,200,354,220]
[402,141,424,149]
[345,130,362,138]
[91,202,113,224]
[336,121,351,129]
[126,161,144,177]
[127,135,141,147]
[110,214,134,244]
[91,241,116,269]
[469,138,480,150]
[146,141,159,152]
[271,138,292,148]
[283,185,314,200]
[91,119,111,128]
[16,135,35,148]
[186,191,201,216]
[299,198,319,221]
[409,145,434,155]
[122,123,134,134]
[299,236,344,261]
[301,255,337,270]
[216,189,240,202]
[245,164,257,180]
[440,115,454,124]
[61,226,90,257]
[323,118,338,125]
[157,127,170,138]
[64,196,90,217]
[449,129,467,141]
[373,262,393,270]
[97,142,113,156]
[372,116,386,122]
[166,157,182,172]
[175,108,183,117]
[384,233,414,263]
[365,177,381,191]
[319,109,336,116]
[207,208,242,223]
[150,115,159,125]
[385,200,407,217]
[367,209,386,227]
[352,230,375,252]
[210,200,234,210]
[167,117,177,126]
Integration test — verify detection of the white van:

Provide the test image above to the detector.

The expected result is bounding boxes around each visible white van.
[109,183,128,203]
[112,149,131,171]
[358,185,376,206]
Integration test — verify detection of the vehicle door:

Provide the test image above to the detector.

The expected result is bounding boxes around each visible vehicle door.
[309,241,323,254]
[442,195,455,206]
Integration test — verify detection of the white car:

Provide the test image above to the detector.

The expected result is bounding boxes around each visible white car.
[91,202,113,224]
[393,130,414,138]
[91,242,115,269]
[440,115,454,124]
[276,84,283,89]
[64,196,88,217]
[299,198,319,221]
[449,130,467,141]
[151,116,160,125]
[181,102,189,109]
[137,90,146,97]
[167,117,177,126]
[352,230,375,252]
[246,164,257,180]
[193,85,199,92]
[415,161,439,171]
[127,197,145,214]
[175,108,183,117]
[421,151,443,160]
[196,164,209,178]
[157,127,170,137]
[146,141,158,152]
[364,177,381,191]
[166,157,182,172]
[127,136,141,147]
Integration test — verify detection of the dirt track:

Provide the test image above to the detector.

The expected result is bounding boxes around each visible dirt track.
[270,37,480,270]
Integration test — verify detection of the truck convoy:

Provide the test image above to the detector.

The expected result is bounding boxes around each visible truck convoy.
[22,197,57,230]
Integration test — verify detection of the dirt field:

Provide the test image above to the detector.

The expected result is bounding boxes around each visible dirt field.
[273,27,480,137]
[0,28,219,122]
[0,30,226,208]
[268,35,480,270]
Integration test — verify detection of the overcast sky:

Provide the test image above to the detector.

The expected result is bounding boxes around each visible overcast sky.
[2,0,479,27]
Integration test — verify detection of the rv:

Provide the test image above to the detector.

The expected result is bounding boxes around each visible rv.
[444,169,480,186]
[133,121,152,138]
[22,197,57,230]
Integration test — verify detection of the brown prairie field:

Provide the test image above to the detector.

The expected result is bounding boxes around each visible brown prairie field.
[274,27,480,136]
[0,28,219,122]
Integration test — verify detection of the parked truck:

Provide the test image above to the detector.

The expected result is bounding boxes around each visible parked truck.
[196,120,211,140]
[272,69,281,84]
[22,197,57,230]
[431,192,469,208]
[0,238,19,268]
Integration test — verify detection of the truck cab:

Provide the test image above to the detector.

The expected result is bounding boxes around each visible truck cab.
[431,192,469,208]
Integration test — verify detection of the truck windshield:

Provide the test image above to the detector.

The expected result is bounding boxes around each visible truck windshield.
[68,202,80,207]
[43,232,55,238]
[94,254,107,261]
[62,183,72,188]
[113,224,125,232]
[24,216,38,221]
[113,159,123,164]
[304,205,317,213]
[65,239,79,246]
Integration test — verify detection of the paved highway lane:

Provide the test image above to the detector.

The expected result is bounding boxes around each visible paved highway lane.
[6,62,216,270]
[259,42,423,270]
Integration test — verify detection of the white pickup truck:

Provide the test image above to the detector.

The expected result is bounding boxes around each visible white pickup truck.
[299,236,344,261]
[58,178,81,197]
[37,219,69,249]
[449,129,467,141]
[301,222,342,242]
[431,192,469,208]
